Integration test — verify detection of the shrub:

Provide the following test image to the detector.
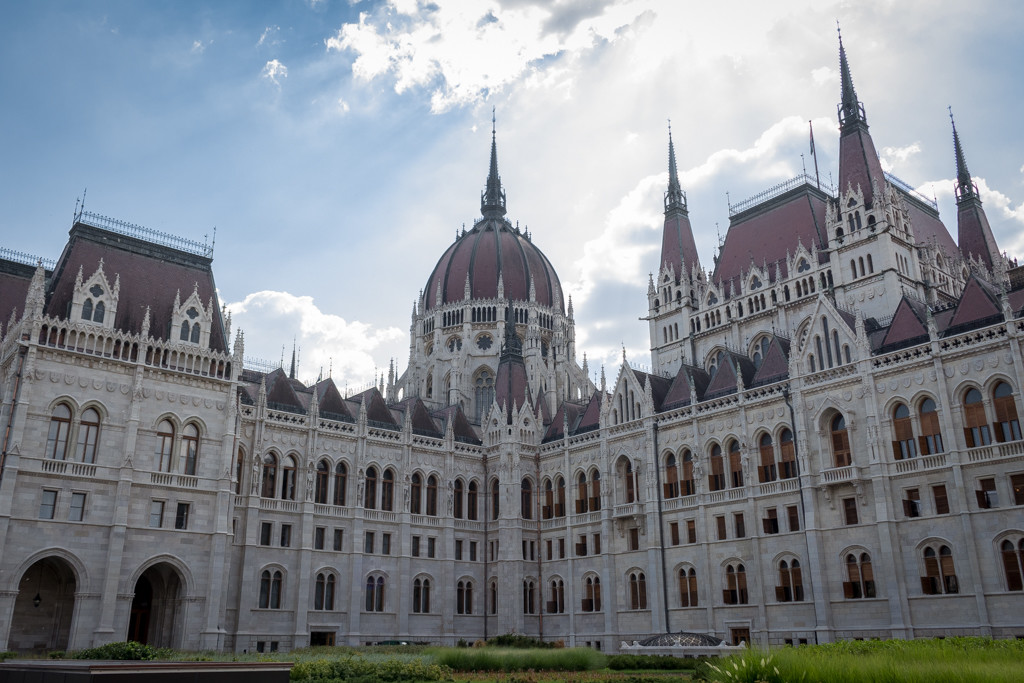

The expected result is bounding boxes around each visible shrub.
[607,654,699,670]
[431,646,606,672]
[0,651,16,662]
[290,655,450,682]
[72,641,171,661]
[487,634,557,649]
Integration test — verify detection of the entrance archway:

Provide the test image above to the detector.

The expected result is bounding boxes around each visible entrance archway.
[9,557,77,651]
[128,563,183,647]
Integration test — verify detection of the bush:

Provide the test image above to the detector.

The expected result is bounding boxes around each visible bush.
[290,655,450,682]
[431,646,606,672]
[0,651,16,662]
[486,634,557,649]
[72,641,171,661]
[607,654,700,670]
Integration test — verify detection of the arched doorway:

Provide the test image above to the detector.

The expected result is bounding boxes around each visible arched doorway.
[128,563,183,647]
[9,557,77,651]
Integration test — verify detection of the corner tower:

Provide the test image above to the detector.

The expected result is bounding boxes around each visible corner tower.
[952,113,1001,271]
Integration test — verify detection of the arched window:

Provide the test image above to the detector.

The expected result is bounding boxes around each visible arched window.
[457,580,473,615]
[728,440,743,488]
[93,300,105,323]
[315,572,335,611]
[474,369,495,423]
[155,419,175,472]
[963,388,991,447]
[522,580,536,614]
[382,469,395,511]
[679,567,698,607]
[993,382,1021,442]
[891,403,916,460]
[365,575,385,612]
[547,579,564,613]
[261,453,278,498]
[778,429,796,478]
[259,570,282,609]
[709,444,725,491]
[919,399,944,455]
[454,479,465,519]
[190,322,200,343]
[235,447,245,495]
[922,545,958,594]
[364,467,378,509]
[777,559,804,602]
[281,456,297,500]
[555,476,566,517]
[621,459,636,503]
[180,320,190,341]
[664,453,680,498]
[491,478,500,520]
[426,475,438,516]
[413,577,431,613]
[844,552,875,599]
[521,479,533,519]
[410,473,422,514]
[590,470,601,510]
[679,450,695,495]
[628,572,647,610]
[315,460,330,504]
[333,462,347,506]
[724,564,748,604]
[1001,539,1024,591]
[831,414,851,467]
[182,423,200,476]
[758,433,776,483]
[489,580,498,615]
[576,473,588,513]
[583,576,601,612]
[467,481,478,520]
[76,407,100,463]
[82,298,94,320]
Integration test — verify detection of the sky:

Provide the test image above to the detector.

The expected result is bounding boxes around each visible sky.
[2,0,1023,391]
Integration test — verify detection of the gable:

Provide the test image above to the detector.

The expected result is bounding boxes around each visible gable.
[946,276,1001,332]
[751,336,790,386]
[878,297,929,351]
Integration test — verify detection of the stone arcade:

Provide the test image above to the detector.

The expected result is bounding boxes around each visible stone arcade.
[1,35,1023,652]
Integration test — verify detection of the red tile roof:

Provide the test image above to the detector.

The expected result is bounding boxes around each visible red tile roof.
[45,222,227,351]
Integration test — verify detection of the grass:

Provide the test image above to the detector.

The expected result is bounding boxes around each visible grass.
[696,638,1024,683]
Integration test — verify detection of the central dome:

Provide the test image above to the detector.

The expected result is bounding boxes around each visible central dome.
[423,121,564,313]
[423,218,564,313]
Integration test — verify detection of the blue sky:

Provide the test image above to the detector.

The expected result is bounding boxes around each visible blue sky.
[2,1,1023,390]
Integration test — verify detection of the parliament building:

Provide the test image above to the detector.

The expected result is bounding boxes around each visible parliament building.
[1,36,1022,653]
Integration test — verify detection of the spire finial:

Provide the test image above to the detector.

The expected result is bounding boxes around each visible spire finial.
[665,119,686,213]
[481,108,507,218]
[950,107,976,201]
[837,24,865,128]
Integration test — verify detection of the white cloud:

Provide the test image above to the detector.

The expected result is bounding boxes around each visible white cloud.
[191,40,209,54]
[880,142,921,173]
[257,26,280,47]
[811,66,834,86]
[337,98,351,113]
[227,291,404,388]
[326,0,652,113]
[262,59,289,87]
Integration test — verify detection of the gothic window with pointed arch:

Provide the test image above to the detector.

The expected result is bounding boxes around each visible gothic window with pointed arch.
[993,381,1022,442]
[365,575,386,612]
[521,478,533,519]
[426,475,438,516]
[678,567,698,607]
[454,479,465,519]
[963,388,990,447]
[758,433,776,483]
[467,480,478,520]
[261,453,278,498]
[281,456,297,500]
[776,559,804,602]
[333,462,347,506]
[382,469,395,511]
[708,443,725,492]
[315,572,335,611]
[664,453,680,499]
[182,423,200,476]
[582,575,601,612]
[628,571,647,610]
[831,414,851,467]
[919,399,944,455]
[315,460,330,504]
[1001,539,1024,591]
[457,580,474,614]
[921,545,958,594]
[364,467,378,509]
[474,367,495,423]
[156,420,175,472]
[844,552,875,599]
[413,577,431,613]
[411,473,422,514]
[724,564,748,604]
[46,403,73,461]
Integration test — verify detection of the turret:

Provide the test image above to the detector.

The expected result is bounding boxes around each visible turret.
[836,30,886,208]
[952,111,1001,269]
[658,125,701,282]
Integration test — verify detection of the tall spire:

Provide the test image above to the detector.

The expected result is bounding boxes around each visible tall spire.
[951,111,1000,269]
[481,107,507,218]
[664,120,686,213]
[951,108,976,200]
[837,25,866,129]
[658,122,700,282]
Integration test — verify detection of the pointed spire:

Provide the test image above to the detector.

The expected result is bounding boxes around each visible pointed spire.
[501,304,522,359]
[664,120,686,212]
[481,107,507,218]
[837,24,865,128]
[951,108,977,201]
[289,339,296,380]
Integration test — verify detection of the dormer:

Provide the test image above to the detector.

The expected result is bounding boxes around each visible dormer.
[70,260,119,330]
[172,285,214,348]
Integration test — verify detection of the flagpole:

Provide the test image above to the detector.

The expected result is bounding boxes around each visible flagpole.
[809,120,821,190]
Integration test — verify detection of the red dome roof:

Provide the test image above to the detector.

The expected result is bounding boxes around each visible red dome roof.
[423,218,564,313]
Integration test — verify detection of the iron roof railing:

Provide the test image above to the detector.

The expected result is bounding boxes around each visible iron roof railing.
[78,211,214,258]
[0,246,55,270]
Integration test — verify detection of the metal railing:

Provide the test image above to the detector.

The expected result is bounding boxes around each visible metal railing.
[79,211,213,258]
[729,173,835,217]
[0,246,54,270]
